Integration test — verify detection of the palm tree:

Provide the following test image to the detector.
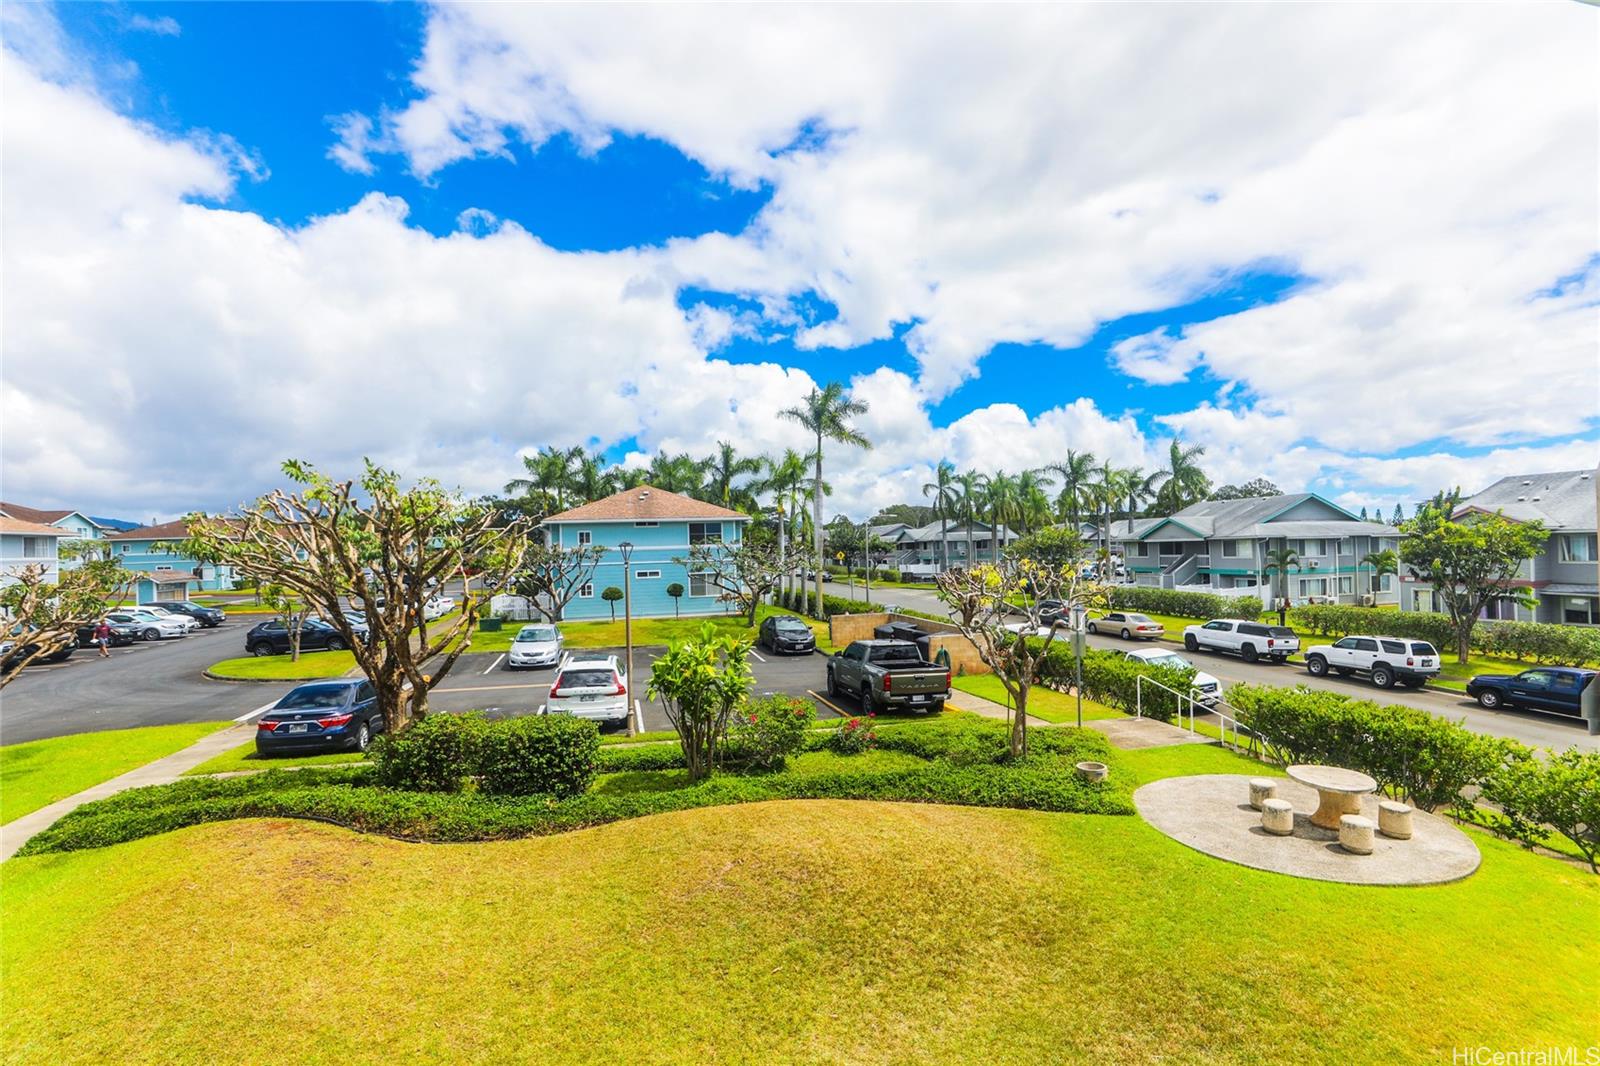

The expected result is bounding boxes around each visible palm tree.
[504,445,580,515]
[703,440,764,510]
[1263,546,1301,622]
[981,471,1022,560]
[1145,438,1211,516]
[1089,462,1136,577]
[780,383,871,617]
[1360,548,1399,600]
[1014,468,1054,535]
[758,449,809,595]
[955,469,984,568]
[1047,450,1096,529]
[921,460,960,571]
[568,450,617,504]
[645,451,709,496]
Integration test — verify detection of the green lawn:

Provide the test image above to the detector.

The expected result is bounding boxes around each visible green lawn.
[180,739,368,777]
[0,724,227,824]
[467,606,834,653]
[953,674,1122,723]
[206,650,355,680]
[4,748,1593,1063]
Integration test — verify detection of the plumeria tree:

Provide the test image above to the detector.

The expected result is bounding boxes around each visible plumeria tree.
[935,559,1109,758]
[681,537,785,625]
[513,540,606,622]
[0,559,137,684]
[183,460,529,732]
[646,624,754,781]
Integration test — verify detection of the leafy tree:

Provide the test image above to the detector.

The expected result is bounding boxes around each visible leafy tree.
[184,459,529,732]
[646,624,754,781]
[780,382,871,619]
[934,560,1109,757]
[666,582,684,617]
[601,585,623,621]
[1014,469,1055,534]
[1211,478,1282,501]
[1399,505,1547,663]
[1007,526,1087,570]
[504,445,580,517]
[681,539,785,625]
[645,451,710,496]
[1483,747,1600,873]
[922,459,960,570]
[1263,546,1300,619]
[867,503,935,528]
[513,540,606,622]
[0,559,137,683]
[1370,505,1383,523]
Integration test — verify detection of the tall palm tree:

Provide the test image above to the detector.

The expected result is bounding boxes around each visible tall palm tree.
[1047,449,1097,529]
[780,383,871,616]
[1014,468,1054,535]
[758,449,809,595]
[981,471,1022,560]
[568,450,617,504]
[921,460,960,571]
[1088,462,1134,576]
[1263,546,1301,619]
[703,440,764,510]
[1360,548,1399,599]
[1146,438,1211,516]
[504,445,580,515]
[645,451,709,496]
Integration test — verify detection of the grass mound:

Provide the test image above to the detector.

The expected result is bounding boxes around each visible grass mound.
[0,723,227,824]
[205,650,355,680]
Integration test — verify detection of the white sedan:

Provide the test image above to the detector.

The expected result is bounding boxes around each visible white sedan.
[129,606,200,633]
[422,596,456,621]
[108,610,190,641]
[1121,646,1222,706]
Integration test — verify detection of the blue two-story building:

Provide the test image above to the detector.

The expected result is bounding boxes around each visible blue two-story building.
[541,487,749,621]
[107,519,236,603]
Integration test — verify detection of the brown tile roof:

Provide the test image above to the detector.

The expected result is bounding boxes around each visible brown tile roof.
[107,519,196,541]
[0,515,71,536]
[0,501,77,525]
[543,486,749,524]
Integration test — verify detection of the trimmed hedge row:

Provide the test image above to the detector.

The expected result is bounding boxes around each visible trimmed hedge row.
[1226,683,1508,812]
[826,565,907,583]
[370,712,599,797]
[1038,645,1198,722]
[1107,587,1262,621]
[1289,604,1600,665]
[773,588,884,619]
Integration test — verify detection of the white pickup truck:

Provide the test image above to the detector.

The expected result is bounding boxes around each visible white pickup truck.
[1182,619,1299,663]
[1302,635,1440,689]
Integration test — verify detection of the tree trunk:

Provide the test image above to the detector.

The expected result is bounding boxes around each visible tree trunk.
[1012,683,1028,758]
[813,434,824,621]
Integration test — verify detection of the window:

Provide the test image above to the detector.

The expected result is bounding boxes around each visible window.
[1134,543,1149,557]
[1551,672,1581,692]
[1305,539,1326,556]
[689,522,722,545]
[689,572,713,597]
[1204,621,1232,631]
[1158,542,1181,556]
[1564,597,1597,625]
[577,582,593,598]
[1380,640,1406,654]
[576,530,592,546]
[634,569,661,579]
[20,537,49,558]
[1333,637,1358,649]
[1338,538,1352,555]
[634,521,658,528]
[1288,539,1303,555]
[1519,670,1554,689]
[1300,577,1327,597]
[1559,534,1597,562]
[1338,576,1354,595]
[1353,638,1378,652]
[1221,540,1238,558]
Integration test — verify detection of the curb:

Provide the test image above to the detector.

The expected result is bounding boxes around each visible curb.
[201,667,357,684]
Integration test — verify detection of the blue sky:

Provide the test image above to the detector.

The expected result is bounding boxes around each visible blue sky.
[4,4,1596,518]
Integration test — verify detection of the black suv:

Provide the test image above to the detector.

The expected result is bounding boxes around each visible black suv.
[758,615,817,655]
[147,600,225,627]
[245,618,364,656]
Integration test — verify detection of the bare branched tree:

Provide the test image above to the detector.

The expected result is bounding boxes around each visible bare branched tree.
[513,540,606,622]
[680,538,785,625]
[183,460,529,731]
[0,559,137,685]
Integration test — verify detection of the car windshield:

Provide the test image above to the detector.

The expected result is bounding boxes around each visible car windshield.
[1410,642,1437,656]
[275,686,349,709]
[558,669,616,689]
[774,620,810,633]
[516,626,558,642]
[1143,652,1189,668]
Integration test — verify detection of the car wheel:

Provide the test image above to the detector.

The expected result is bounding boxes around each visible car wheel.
[825,668,836,697]
[1086,622,1097,634]
[250,642,274,657]
[860,687,874,716]
[1241,644,1258,664]
[1183,634,1199,652]
[1306,655,1328,677]
[1477,689,1502,709]
[1371,665,1395,689]
[1120,628,1131,640]
[143,628,161,642]
[326,638,346,651]
[354,722,372,752]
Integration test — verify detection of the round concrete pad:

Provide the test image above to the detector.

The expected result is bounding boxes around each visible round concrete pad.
[1134,775,1480,885]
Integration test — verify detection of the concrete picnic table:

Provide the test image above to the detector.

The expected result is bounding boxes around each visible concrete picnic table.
[1285,764,1379,830]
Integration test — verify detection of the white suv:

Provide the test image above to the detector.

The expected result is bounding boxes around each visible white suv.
[543,653,631,727]
[1182,620,1299,664]
[130,606,200,633]
[1303,635,1440,690]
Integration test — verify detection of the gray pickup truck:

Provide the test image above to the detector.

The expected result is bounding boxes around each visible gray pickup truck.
[825,639,951,715]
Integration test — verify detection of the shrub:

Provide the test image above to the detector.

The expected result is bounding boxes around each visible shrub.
[1481,747,1600,872]
[476,714,600,798]
[726,694,814,769]
[827,715,878,754]
[1107,587,1261,621]
[1227,683,1510,812]
[1289,605,1600,666]
[369,712,489,793]
[1039,646,1197,722]
[596,743,687,773]
[774,588,884,619]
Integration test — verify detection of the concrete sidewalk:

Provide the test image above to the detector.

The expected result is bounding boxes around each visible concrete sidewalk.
[1,723,256,862]
[947,686,1212,750]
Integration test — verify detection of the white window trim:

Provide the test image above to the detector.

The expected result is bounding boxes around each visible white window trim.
[634,569,661,579]
[1558,534,1596,563]
[576,531,593,546]
[577,582,594,598]
[688,572,714,597]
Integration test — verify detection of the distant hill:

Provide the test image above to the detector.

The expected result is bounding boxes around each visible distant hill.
[89,516,139,531]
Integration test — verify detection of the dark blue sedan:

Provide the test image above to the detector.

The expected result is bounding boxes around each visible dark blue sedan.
[1465,667,1596,717]
[256,679,384,754]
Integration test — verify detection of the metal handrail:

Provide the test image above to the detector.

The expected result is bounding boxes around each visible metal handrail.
[1133,674,1258,753]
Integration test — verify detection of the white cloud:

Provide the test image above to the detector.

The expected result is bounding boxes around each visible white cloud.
[327,111,379,175]
[126,14,180,37]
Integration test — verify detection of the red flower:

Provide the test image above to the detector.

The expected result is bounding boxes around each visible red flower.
[749,714,759,723]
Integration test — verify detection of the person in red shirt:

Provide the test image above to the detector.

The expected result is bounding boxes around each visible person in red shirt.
[93,619,113,659]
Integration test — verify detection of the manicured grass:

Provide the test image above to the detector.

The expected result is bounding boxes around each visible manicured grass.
[953,674,1122,723]
[467,605,833,653]
[180,739,367,777]
[4,789,1593,1063]
[0,724,227,824]
[600,730,680,746]
[206,650,355,680]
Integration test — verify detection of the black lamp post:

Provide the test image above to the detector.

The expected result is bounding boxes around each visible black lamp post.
[618,540,635,736]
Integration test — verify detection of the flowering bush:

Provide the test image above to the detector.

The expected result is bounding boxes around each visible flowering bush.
[726,694,815,770]
[826,714,878,755]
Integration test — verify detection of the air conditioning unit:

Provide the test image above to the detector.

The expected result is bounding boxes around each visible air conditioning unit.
[1308,560,1320,569]
[1361,594,1376,607]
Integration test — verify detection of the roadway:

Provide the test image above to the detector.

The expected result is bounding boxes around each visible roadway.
[828,580,1599,752]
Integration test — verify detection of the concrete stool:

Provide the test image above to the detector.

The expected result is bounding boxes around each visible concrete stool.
[1339,814,1376,855]
[1248,778,1277,810]
[1378,800,1414,840]
[1261,798,1294,836]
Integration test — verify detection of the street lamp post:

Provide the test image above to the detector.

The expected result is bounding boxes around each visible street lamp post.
[1070,604,1087,729]
[618,541,635,737]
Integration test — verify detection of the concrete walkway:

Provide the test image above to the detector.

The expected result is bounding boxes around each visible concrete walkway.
[1084,716,1212,749]
[1,723,256,862]
[946,688,1054,727]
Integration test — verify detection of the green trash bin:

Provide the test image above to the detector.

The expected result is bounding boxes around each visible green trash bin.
[479,617,503,633]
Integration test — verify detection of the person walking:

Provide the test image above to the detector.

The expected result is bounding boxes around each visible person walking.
[93,618,113,659]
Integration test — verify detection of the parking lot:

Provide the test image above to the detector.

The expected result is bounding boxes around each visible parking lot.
[430,644,846,735]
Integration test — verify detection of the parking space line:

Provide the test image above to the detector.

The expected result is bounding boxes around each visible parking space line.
[483,654,505,674]
[749,649,767,663]
[807,689,854,717]
[233,697,280,723]
[440,682,551,693]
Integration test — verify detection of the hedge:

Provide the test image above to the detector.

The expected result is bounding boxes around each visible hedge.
[371,712,600,797]
[1481,747,1600,872]
[1107,586,1261,621]
[1289,604,1600,665]
[1038,644,1198,722]
[774,588,884,619]
[1226,683,1512,812]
